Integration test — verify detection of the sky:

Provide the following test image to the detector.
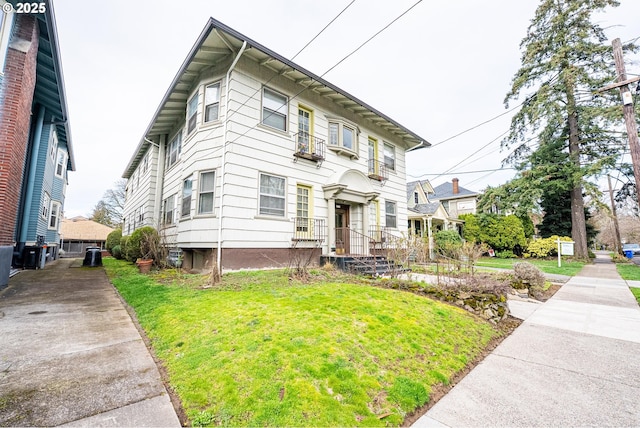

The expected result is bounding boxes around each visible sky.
[51,0,640,218]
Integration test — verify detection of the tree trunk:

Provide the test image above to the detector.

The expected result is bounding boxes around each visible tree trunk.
[566,83,589,259]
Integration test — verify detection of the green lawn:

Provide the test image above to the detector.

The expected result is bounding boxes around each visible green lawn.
[616,263,640,281]
[104,259,501,427]
[474,257,585,276]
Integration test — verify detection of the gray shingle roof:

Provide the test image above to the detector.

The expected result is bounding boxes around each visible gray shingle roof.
[431,181,478,201]
[409,202,440,215]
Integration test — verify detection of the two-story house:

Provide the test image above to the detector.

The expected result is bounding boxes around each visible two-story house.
[0,0,73,284]
[430,178,478,218]
[122,18,429,271]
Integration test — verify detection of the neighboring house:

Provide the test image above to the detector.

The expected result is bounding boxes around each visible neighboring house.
[430,178,479,219]
[406,179,463,259]
[60,217,114,256]
[122,18,429,271]
[0,0,74,282]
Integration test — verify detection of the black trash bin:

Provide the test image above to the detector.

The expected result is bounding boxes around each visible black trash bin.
[83,247,102,267]
[23,246,41,269]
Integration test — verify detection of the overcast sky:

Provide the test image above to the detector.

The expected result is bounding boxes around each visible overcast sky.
[51,0,640,218]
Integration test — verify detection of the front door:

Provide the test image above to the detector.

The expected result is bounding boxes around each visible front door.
[335,204,350,254]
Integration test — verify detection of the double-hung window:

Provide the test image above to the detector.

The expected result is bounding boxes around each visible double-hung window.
[187,93,198,134]
[259,173,285,217]
[385,201,397,229]
[56,150,66,178]
[296,185,311,233]
[198,171,215,214]
[42,192,50,219]
[182,176,192,217]
[49,201,61,230]
[163,195,176,225]
[166,131,182,169]
[262,87,288,131]
[50,130,58,160]
[204,82,220,123]
[383,142,396,171]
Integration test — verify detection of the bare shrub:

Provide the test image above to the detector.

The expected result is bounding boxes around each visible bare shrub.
[287,241,320,281]
[512,262,545,292]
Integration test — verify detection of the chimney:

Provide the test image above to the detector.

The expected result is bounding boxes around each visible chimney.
[452,178,459,194]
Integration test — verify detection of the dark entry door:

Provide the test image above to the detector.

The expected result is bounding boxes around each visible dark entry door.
[335,205,350,254]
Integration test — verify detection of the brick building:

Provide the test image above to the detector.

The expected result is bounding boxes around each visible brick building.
[0,0,73,285]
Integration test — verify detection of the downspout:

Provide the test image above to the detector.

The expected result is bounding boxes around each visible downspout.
[217,41,247,269]
[19,105,46,243]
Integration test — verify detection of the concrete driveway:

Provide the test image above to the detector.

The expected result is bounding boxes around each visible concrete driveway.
[0,258,180,427]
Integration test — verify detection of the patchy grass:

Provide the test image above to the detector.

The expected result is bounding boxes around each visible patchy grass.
[630,287,640,306]
[616,263,640,281]
[474,257,584,276]
[104,258,502,427]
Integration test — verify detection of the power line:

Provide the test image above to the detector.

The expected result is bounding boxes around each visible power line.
[227,0,423,146]
[407,167,515,178]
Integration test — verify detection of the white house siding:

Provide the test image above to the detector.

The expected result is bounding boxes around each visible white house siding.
[123,146,157,235]
[124,39,421,270]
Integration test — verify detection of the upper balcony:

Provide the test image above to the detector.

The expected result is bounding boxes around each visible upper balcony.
[368,159,388,183]
[293,132,325,167]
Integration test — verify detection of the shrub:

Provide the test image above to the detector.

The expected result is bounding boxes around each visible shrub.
[525,235,572,258]
[496,250,516,259]
[434,230,463,259]
[125,226,159,262]
[512,262,545,290]
[106,229,122,253]
[111,245,122,260]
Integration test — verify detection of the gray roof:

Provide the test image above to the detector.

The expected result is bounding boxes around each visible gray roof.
[409,202,440,215]
[431,181,478,201]
[406,180,430,202]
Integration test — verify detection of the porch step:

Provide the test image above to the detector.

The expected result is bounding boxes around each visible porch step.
[320,255,409,277]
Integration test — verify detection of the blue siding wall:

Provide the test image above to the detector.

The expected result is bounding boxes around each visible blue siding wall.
[26,124,56,244]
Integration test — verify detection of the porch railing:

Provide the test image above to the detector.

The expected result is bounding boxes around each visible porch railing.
[293,132,325,164]
[335,227,368,256]
[368,226,403,254]
[293,217,327,242]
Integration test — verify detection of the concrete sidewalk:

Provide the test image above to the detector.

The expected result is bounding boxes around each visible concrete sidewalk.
[415,251,640,427]
[0,258,181,427]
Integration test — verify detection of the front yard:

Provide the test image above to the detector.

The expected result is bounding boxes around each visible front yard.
[104,259,505,426]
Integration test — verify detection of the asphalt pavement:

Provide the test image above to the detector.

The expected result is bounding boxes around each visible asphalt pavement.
[0,258,180,427]
[414,251,640,427]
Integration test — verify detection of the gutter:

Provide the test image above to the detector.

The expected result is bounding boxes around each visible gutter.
[217,41,247,269]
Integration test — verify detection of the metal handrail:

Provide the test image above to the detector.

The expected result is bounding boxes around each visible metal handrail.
[293,217,327,242]
[294,131,325,161]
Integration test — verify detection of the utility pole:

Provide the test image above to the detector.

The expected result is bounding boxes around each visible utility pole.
[600,39,640,206]
[607,174,623,255]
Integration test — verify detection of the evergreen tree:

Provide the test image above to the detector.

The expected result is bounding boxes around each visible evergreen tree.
[501,0,633,259]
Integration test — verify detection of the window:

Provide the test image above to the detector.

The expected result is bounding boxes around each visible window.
[142,151,149,173]
[369,200,380,229]
[204,82,220,122]
[163,195,176,225]
[49,130,58,160]
[198,171,215,214]
[55,150,66,178]
[296,185,311,232]
[383,143,396,171]
[297,107,312,153]
[138,206,144,223]
[385,201,397,228]
[182,176,192,217]
[414,192,419,204]
[328,120,358,155]
[166,131,182,169]
[49,201,61,230]
[0,4,13,75]
[262,87,288,131]
[259,173,285,217]
[42,193,50,219]
[187,93,198,134]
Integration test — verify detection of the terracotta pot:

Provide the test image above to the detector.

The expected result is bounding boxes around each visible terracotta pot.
[136,258,153,274]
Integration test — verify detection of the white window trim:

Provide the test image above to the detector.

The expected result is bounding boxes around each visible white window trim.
[327,117,359,159]
[257,172,286,218]
[166,130,182,169]
[383,142,396,172]
[197,170,216,215]
[48,201,61,230]
[203,81,221,124]
[182,176,193,218]
[49,129,58,161]
[55,149,67,178]
[42,192,50,219]
[385,200,397,229]
[187,92,199,134]
[163,194,176,225]
[261,87,289,133]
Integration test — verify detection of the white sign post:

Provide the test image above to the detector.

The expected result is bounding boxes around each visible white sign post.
[557,239,575,267]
